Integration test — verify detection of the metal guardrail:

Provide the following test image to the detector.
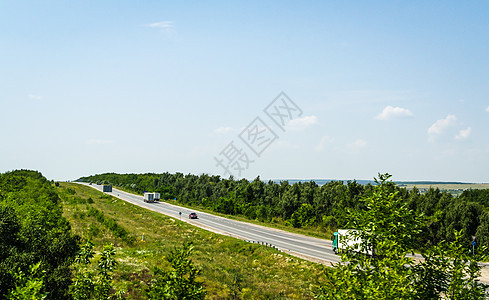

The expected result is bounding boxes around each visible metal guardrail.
[244,240,280,251]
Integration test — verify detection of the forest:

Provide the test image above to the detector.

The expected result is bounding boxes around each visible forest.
[78,172,489,249]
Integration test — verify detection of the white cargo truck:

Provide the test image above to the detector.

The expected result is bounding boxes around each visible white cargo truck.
[153,192,160,201]
[332,229,374,255]
[143,192,155,203]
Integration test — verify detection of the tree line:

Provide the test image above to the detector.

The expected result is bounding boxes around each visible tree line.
[78,172,489,249]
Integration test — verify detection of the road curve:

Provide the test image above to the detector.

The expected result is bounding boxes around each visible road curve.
[76,182,340,265]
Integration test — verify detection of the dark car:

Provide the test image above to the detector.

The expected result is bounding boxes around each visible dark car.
[189,212,198,219]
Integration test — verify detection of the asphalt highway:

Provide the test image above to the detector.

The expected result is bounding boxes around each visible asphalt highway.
[77,182,339,265]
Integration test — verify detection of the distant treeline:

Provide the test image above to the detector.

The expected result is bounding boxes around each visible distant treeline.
[395,181,468,185]
[78,172,489,248]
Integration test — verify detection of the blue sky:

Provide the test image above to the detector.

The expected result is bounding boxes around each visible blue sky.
[1,1,489,182]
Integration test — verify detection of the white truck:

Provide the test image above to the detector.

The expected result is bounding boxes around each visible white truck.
[332,229,374,255]
[143,192,160,203]
[143,192,155,203]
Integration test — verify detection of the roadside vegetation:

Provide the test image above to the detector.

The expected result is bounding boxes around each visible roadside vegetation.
[58,181,327,299]
[1,170,326,299]
[78,172,489,250]
[0,170,79,299]
[316,174,488,299]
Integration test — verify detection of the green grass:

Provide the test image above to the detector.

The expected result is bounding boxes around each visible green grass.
[58,183,327,299]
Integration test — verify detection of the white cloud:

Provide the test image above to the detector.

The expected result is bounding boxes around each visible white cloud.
[287,115,318,131]
[349,139,367,150]
[486,106,489,113]
[214,126,233,134]
[455,127,471,141]
[28,94,43,100]
[428,115,457,135]
[86,139,114,145]
[145,21,175,34]
[375,105,413,120]
[314,136,334,152]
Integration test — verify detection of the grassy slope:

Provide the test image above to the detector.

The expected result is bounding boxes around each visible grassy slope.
[58,182,326,299]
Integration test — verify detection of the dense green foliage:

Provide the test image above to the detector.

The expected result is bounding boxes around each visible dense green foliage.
[7,262,47,300]
[0,170,79,300]
[315,174,488,299]
[78,172,489,248]
[70,241,121,300]
[146,242,206,299]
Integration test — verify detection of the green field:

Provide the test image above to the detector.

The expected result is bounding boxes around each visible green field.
[58,183,327,299]
[399,183,489,190]
[397,182,489,196]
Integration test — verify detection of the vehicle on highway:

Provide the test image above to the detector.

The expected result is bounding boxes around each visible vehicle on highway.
[189,212,198,219]
[332,229,374,255]
[143,192,155,203]
[143,192,160,202]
